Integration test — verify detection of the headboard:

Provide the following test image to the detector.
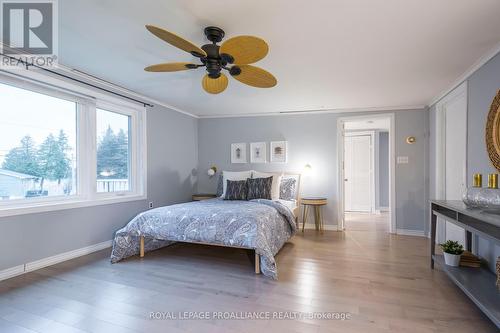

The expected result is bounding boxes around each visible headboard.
[216,171,302,202]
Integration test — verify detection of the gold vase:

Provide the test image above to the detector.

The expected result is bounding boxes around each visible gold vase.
[473,174,483,188]
[488,174,498,189]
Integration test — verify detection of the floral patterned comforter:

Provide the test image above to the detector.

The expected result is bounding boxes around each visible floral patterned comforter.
[110,198,297,279]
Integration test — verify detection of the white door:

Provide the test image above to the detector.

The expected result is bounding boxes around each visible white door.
[437,83,467,244]
[345,135,372,212]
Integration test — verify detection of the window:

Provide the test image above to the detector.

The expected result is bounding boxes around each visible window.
[96,109,131,193]
[0,72,146,216]
[0,82,77,200]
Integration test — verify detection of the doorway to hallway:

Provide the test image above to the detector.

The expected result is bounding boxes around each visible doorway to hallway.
[337,114,394,233]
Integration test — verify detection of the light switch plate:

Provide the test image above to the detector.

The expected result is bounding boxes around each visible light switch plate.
[397,156,409,164]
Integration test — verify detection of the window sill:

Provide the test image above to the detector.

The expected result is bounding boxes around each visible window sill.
[0,194,147,218]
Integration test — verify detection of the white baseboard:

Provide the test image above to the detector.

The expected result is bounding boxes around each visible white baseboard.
[0,265,25,281]
[302,223,338,231]
[396,228,426,237]
[374,207,390,214]
[0,240,112,281]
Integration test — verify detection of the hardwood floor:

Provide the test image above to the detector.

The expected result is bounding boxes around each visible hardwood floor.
[0,214,496,332]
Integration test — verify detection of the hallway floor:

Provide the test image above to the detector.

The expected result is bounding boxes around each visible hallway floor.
[345,212,391,233]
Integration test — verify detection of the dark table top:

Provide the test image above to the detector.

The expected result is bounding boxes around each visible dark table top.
[431,200,500,228]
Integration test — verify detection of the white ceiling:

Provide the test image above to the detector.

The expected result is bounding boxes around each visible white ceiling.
[59,0,500,117]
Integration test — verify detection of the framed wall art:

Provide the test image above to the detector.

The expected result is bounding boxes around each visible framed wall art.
[231,143,247,163]
[270,141,288,163]
[250,142,267,163]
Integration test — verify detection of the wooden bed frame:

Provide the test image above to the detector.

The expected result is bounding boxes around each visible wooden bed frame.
[138,173,301,274]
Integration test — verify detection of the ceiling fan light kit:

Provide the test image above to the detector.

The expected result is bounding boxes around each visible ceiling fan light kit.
[144,25,277,94]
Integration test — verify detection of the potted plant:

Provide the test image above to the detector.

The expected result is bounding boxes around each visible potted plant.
[440,240,464,267]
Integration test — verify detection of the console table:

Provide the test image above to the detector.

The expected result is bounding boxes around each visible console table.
[430,200,500,328]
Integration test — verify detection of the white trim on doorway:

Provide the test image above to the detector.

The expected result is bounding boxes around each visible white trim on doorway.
[434,81,468,244]
[337,113,396,233]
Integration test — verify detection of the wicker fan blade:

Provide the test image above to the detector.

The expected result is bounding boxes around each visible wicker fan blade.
[231,65,277,88]
[202,74,228,94]
[144,62,196,72]
[146,25,207,57]
[220,36,268,65]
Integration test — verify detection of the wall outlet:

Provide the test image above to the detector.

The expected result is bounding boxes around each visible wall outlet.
[148,202,153,209]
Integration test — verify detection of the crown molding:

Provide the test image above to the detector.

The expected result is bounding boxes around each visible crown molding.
[428,42,500,107]
[197,105,426,119]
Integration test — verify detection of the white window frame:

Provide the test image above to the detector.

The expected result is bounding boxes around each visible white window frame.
[0,70,147,217]
[95,101,143,199]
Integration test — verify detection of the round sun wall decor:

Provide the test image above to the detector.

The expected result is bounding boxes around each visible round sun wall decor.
[485,90,500,171]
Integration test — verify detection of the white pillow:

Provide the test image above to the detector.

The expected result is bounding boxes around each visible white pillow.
[221,170,252,198]
[252,171,282,200]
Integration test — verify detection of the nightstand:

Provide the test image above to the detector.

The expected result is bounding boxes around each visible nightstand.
[300,197,327,233]
[192,194,217,201]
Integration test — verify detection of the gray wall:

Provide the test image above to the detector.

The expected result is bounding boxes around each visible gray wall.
[378,131,390,208]
[468,53,500,272]
[0,105,198,271]
[198,109,428,231]
[429,52,500,272]
[395,110,430,233]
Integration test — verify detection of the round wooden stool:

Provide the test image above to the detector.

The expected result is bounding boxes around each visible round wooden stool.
[192,194,217,201]
[300,197,327,233]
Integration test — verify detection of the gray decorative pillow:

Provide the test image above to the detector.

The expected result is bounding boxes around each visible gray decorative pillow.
[216,173,223,197]
[247,176,273,200]
[224,179,248,200]
[280,178,297,201]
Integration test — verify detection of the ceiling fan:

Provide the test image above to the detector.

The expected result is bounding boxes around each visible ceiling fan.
[144,25,277,94]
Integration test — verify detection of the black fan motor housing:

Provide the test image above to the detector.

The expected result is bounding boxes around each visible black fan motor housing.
[198,27,238,78]
[204,26,225,43]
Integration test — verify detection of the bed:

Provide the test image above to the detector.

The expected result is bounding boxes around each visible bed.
[110,173,300,279]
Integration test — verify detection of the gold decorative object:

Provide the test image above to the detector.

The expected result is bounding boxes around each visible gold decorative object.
[473,173,483,188]
[485,90,500,171]
[406,136,416,144]
[488,174,498,189]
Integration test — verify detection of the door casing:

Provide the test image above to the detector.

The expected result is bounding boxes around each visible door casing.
[337,113,396,233]
[435,81,468,245]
